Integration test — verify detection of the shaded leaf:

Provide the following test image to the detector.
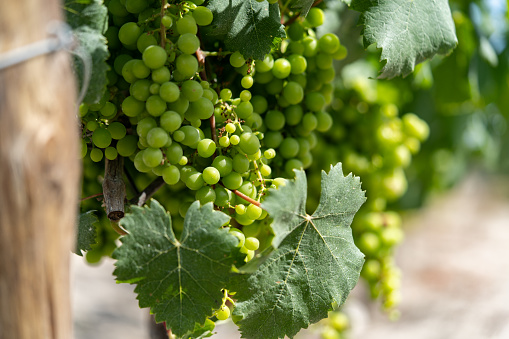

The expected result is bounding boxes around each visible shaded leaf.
[230,163,366,339]
[114,200,241,337]
[351,0,458,79]
[74,210,99,256]
[204,0,286,60]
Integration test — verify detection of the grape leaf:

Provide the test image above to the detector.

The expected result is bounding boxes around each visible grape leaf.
[289,0,315,16]
[74,210,99,256]
[204,0,286,60]
[229,164,366,339]
[351,0,458,79]
[113,200,241,337]
[65,0,109,104]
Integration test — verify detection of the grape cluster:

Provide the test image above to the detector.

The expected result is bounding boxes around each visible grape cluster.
[78,0,348,321]
[309,83,429,321]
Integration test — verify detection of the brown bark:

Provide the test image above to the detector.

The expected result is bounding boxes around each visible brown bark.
[0,1,80,339]
[103,157,126,221]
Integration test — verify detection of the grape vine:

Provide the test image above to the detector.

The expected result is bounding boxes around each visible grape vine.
[69,0,457,338]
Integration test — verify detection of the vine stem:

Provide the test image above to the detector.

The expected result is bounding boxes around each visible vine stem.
[80,193,103,201]
[231,187,262,208]
[132,177,165,206]
[160,0,167,48]
[110,221,128,236]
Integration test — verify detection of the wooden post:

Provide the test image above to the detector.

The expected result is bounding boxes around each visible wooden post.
[0,1,80,338]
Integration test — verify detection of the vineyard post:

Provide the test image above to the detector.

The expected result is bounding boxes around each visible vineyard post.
[0,1,80,338]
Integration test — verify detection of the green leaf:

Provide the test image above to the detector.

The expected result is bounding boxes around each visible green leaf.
[74,210,99,256]
[351,0,458,79]
[65,0,109,104]
[230,163,366,339]
[113,200,241,337]
[204,0,286,60]
[289,0,314,16]
[182,318,215,339]
[65,0,108,34]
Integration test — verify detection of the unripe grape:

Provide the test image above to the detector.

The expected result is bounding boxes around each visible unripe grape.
[196,186,216,204]
[92,128,112,148]
[193,6,213,26]
[203,166,220,185]
[244,236,260,251]
[142,45,167,69]
[306,7,325,27]
[272,58,291,79]
[216,305,230,321]
[178,33,200,55]
[177,15,198,35]
[318,33,340,54]
[230,51,245,68]
[90,148,103,162]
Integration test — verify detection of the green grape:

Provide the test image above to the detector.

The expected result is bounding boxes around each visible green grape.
[181,80,203,102]
[272,58,291,79]
[160,110,182,132]
[285,158,303,175]
[197,138,216,158]
[402,113,429,141]
[250,96,267,114]
[202,88,214,101]
[185,172,205,190]
[241,75,254,89]
[235,204,247,215]
[230,134,240,145]
[92,128,112,148]
[146,127,169,148]
[279,137,299,159]
[116,135,138,157]
[193,6,213,26]
[108,122,127,140]
[222,172,243,190]
[90,148,103,162]
[113,54,132,75]
[256,54,274,72]
[203,166,220,185]
[104,146,118,160]
[178,125,201,147]
[220,88,232,101]
[151,66,171,84]
[302,36,318,57]
[287,54,307,74]
[264,131,283,148]
[254,70,274,84]
[99,102,116,118]
[131,59,150,79]
[225,123,236,134]
[130,79,151,101]
[282,82,304,105]
[158,82,179,103]
[287,22,304,41]
[232,153,249,173]
[162,165,180,185]
[333,45,348,60]
[240,90,252,102]
[187,97,214,120]
[142,45,167,69]
[301,113,318,131]
[317,67,335,83]
[121,59,137,83]
[216,305,230,321]
[305,92,326,112]
[260,164,271,176]
[176,54,198,78]
[306,7,325,27]
[142,147,163,168]
[284,105,303,126]
[265,110,285,131]
[316,53,333,71]
[235,101,253,119]
[196,186,216,204]
[125,0,148,13]
[118,22,141,46]
[146,95,167,117]
[134,150,150,172]
[246,204,262,220]
[165,143,183,165]
[108,0,129,17]
[230,51,245,68]
[318,33,340,54]
[80,139,88,158]
[215,187,232,207]
[239,132,260,155]
[219,135,230,147]
[244,236,260,251]
[212,155,233,176]
[137,117,157,137]
[161,15,173,28]
[176,15,198,35]
[178,33,200,55]
[358,232,381,255]
[264,148,276,159]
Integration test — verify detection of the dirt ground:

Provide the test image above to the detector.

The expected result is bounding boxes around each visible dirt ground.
[72,171,509,339]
